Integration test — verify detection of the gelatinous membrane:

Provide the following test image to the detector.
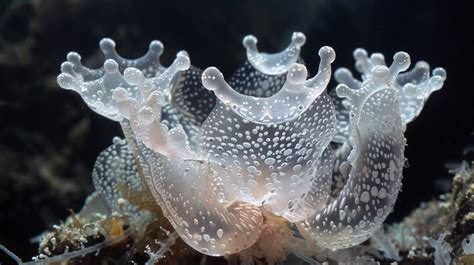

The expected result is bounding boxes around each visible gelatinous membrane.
[92,137,142,214]
[199,42,337,222]
[200,91,336,222]
[165,65,216,147]
[298,64,406,250]
[296,145,335,217]
[227,60,287,98]
[135,141,263,256]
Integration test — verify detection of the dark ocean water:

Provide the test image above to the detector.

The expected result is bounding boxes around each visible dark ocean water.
[0,0,472,261]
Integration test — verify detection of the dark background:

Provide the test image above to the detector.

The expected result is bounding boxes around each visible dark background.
[0,0,473,261]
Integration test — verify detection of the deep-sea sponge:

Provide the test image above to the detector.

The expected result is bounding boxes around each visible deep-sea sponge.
[8,32,446,264]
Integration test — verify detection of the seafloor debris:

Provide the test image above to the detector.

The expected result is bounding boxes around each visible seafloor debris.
[385,162,474,264]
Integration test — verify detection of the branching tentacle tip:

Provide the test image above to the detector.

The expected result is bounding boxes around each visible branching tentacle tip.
[104,59,119,73]
[370,53,386,66]
[334,67,362,91]
[149,40,164,55]
[415,60,430,70]
[319,46,336,64]
[433,67,447,80]
[390,52,411,78]
[61,61,75,76]
[174,51,191,70]
[291,32,306,47]
[353,48,368,61]
[201,67,224,91]
[335,67,351,77]
[177,50,189,57]
[66,51,82,64]
[334,68,353,82]
[354,48,369,73]
[242,34,258,49]
[244,32,307,75]
[428,75,445,91]
[57,73,75,89]
[99,38,116,52]
[335,84,353,99]
[287,63,308,84]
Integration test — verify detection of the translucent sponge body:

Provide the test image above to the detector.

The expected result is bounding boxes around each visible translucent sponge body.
[57,32,446,257]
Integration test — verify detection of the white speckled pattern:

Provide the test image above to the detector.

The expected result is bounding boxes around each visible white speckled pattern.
[58,32,446,256]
